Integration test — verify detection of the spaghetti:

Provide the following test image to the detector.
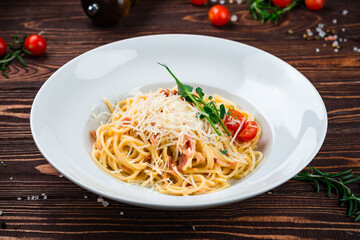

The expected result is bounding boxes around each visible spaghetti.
[90,88,263,196]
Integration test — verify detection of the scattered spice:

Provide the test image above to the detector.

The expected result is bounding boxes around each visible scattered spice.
[230,14,238,22]
[59,174,64,178]
[102,201,109,207]
[1,161,6,167]
[120,211,124,215]
[287,29,294,35]
[17,197,21,200]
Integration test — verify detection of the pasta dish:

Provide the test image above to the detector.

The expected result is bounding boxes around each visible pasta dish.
[89,64,263,196]
[90,89,263,196]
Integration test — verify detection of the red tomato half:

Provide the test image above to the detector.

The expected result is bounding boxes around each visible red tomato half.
[272,0,292,8]
[208,5,230,27]
[0,37,7,57]
[305,0,325,11]
[24,34,47,56]
[236,121,258,142]
[224,109,246,132]
[190,0,207,5]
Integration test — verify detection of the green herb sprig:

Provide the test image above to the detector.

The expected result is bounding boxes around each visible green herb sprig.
[293,166,360,221]
[158,63,230,137]
[249,0,304,24]
[0,32,32,78]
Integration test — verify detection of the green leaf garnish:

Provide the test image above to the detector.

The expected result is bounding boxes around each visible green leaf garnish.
[196,87,204,98]
[220,149,228,154]
[158,62,230,136]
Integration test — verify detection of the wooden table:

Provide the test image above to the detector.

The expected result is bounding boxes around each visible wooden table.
[0,0,359,239]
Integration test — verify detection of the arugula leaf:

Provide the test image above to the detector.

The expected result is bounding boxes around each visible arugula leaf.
[220,149,228,154]
[220,104,226,119]
[196,87,204,98]
[179,84,193,98]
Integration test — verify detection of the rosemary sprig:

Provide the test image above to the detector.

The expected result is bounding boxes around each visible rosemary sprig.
[249,0,304,24]
[158,62,230,137]
[0,32,32,78]
[293,166,360,221]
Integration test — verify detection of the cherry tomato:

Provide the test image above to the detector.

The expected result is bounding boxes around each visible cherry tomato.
[190,0,207,5]
[0,37,7,57]
[272,0,292,8]
[236,121,258,142]
[208,5,230,27]
[24,34,47,56]
[305,0,325,11]
[224,109,246,132]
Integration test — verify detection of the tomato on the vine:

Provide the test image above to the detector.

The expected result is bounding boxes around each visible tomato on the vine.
[272,0,292,8]
[305,0,325,11]
[0,37,7,57]
[190,0,207,5]
[24,34,47,56]
[208,5,230,27]
[236,121,258,142]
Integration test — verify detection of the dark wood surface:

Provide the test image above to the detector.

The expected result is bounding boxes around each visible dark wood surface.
[0,0,359,239]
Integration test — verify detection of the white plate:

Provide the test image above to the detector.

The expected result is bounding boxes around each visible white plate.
[30,34,327,210]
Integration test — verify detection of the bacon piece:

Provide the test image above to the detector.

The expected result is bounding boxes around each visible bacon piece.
[215,158,235,167]
[179,154,188,170]
[149,133,160,148]
[89,131,96,140]
[160,89,170,97]
[181,135,195,158]
[121,117,131,125]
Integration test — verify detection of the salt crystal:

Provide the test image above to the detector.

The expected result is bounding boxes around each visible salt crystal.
[334,48,339,53]
[230,15,238,22]
[318,23,325,28]
[97,196,104,202]
[339,38,343,42]
[315,27,322,32]
[344,38,347,42]
[192,225,196,231]
[0,210,3,215]
[17,197,22,200]
[319,31,326,38]
[9,177,13,180]
[59,174,63,178]
[323,43,326,47]
[27,196,30,200]
[229,0,234,3]
[332,19,337,24]
[43,195,47,200]
[358,49,360,53]
[341,28,345,32]
[307,31,313,37]
[354,47,358,51]
[316,48,320,53]
[210,0,217,3]
[236,0,242,4]
[41,193,46,196]
[120,211,124,215]
[332,41,339,46]
[84,195,88,199]
[102,201,109,207]
[219,0,225,4]
[342,9,348,15]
